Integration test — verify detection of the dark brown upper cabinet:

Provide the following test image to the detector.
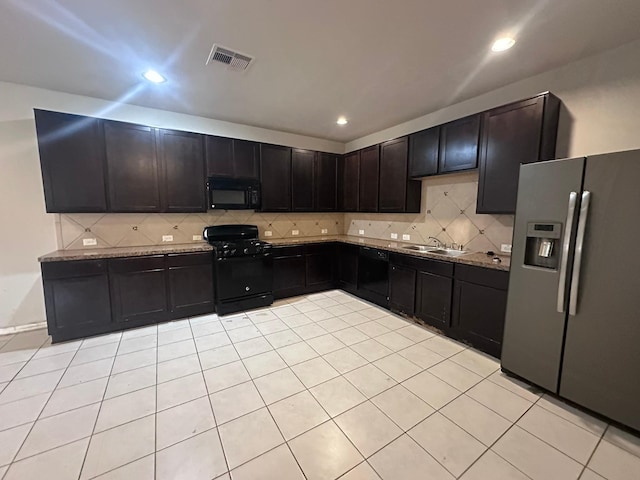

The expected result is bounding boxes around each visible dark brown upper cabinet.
[291,149,315,212]
[340,151,360,212]
[104,120,161,212]
[34,110,108,213]
[158,129,206,212]
[206,136,260,180]
[260,144,292,212]
[379,136,421,213]
[409,126,440,178]
[315,153,338,212]
[358,145,380,212]
[477,93,560,214]
[439,114,482,173]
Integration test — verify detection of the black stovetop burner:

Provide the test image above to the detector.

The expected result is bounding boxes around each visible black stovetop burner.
[203,224,271,258]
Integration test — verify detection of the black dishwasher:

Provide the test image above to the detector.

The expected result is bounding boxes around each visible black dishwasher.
[357,247,389,308]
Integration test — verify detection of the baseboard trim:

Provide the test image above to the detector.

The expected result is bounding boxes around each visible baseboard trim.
[0,322,47,336]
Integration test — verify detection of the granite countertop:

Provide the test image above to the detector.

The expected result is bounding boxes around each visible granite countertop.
[38,235,510,271]
[269,235,511,271]
[38,243,214,262]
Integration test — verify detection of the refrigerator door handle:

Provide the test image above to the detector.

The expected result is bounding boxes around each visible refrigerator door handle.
[557,191,578,313]
[569,191,591,316]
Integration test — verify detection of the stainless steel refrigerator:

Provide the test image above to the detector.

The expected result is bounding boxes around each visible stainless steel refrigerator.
[502,149,640,431]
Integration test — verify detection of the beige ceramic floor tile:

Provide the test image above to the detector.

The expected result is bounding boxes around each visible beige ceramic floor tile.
[310,376,366,417]
[157,354,201,384]
[95,386,156,432]
[230,444,304,480]
[306,334,346,355]
[374,353,422,382]
[322,347,368,374]
[374,332,414,351]
[449,349,499,377]
[340,461,382,480]
[344,364,397,398]
[291,357,339,388]
[4,438,89,480]
[209,381,265,425]
[441,394,511,446]
[242,350,287,379]
[350,339,393,362]
[157,372,208,411]
[277,342,319,366]
[234,337,273,359]
[398,343,445,369]
[93,454,154,480]
[371,385,435,430]
[589,438,640,480]
[428,359,483,391]
[198,345,239,370]
[0,423,32,467]
[156,396,216,449]
[1,369,64,403]
[402,370,461,410]
[203,361,250,394]
[268,390,330,440]
[0,393,50,431]
[156,429,227,480]
[104,365,156,399]
[253,368,305,404]
[467,380,533,422]
[459,450,530,480]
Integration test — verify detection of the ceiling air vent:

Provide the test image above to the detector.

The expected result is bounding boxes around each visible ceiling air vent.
[206,44,254,71]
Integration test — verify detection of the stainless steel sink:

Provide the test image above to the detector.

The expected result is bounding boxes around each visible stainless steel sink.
[402,245,469,257]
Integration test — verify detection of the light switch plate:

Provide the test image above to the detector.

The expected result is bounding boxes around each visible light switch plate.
[402,234,410,241]
[501,244,512,253]
[83,238,97,246]
[358,229,365,235]
[264,230,273,237]
[292,230,299,236]
[192,235,202,241]
[390,233,398,240]
[162,235,174,242]
[321,228,328,234]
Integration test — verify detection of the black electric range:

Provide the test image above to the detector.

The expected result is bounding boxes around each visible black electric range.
[203,224,273,315]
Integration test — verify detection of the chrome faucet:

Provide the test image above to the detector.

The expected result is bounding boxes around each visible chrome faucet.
[427,236,445,248]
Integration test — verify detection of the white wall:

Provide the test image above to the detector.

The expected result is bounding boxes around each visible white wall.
[345,39,640,158]
[0,82,343,329]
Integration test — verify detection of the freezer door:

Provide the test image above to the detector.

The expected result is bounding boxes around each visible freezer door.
[501,157,585,392]
[559,150,640,431]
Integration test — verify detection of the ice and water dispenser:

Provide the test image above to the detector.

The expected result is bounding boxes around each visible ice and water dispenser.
[524,222,562,269]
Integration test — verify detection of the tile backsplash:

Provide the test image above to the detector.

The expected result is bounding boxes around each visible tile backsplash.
[56,211,344,250]
[345,171,514,253]
[57,171,513,254]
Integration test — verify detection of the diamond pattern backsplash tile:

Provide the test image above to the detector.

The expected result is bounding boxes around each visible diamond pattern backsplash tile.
[344,171,514,253]
[58,211,345,249]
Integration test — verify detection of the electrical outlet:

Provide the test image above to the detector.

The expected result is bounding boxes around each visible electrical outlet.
[162,235,174,242]
[390,233,398,239]
[358,229,365,235]
[501,244,512,253]
[264,230,273,237]
[402,234,411,241]
[292,230,299,236]
[192,235,202,241]
[83,238,97,246]
[321,228,328,234]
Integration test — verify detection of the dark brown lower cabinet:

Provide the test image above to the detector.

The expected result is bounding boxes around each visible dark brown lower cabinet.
[306,244,336,292]
[451,264,509,358]
[42,260,112,342]
[167,253,215,319]
[109,255,169,325]
[389,264,416,315]
[416,271,453,330]
[273,246,307,299]
[337,244,359,293]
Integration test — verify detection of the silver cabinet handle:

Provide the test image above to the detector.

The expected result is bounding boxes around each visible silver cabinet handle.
[557,192,578,313]
[569,191,591,316]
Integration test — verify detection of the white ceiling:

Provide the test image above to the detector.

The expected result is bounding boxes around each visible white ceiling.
[2,0,640,142]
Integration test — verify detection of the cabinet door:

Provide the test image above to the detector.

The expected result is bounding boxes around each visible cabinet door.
[341,152,360,212]
[273,247,306,299]
[358,145,380,212]
[34,110,108,212]
[42,260,112,341]
[306,244,335,291]
[109,256,169,324]
[389,264,416,315]
[409,127,439,178]
[167,253,214,318]
[159,129,206,212]
[260,144,291,211]
[233,139,260,180]
[452,280,507,358]
[477,95,550,214]
[416,271,453,329]
[205,136,234,178]
[291,149,315,211]
[315,153,338,212]
[104,120,161,212]
[379,137,409,212]
[338,244,359,291]
[439,114,481,173]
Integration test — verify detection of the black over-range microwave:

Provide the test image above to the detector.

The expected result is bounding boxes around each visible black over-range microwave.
[207,177,261,210]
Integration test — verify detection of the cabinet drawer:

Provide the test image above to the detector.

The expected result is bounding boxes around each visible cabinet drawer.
[272,245,305,258]
[108,255,165,273]
[389,253,453,277]
[42,259,107,280]
[166,252,213,267]
[454,264,509,289]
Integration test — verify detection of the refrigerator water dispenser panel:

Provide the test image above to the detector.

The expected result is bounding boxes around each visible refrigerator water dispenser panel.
[524,222,562,269]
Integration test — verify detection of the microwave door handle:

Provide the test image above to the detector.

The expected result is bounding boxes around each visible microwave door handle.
[569,191,591,316]
[557,192,578,313]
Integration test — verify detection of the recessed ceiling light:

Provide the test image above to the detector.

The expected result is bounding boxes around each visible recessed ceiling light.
[336,117,348,125]
[491,37,516,52]
[142,70,166,83]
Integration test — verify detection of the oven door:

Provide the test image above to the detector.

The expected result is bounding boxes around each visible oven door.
[215,254,273,301]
